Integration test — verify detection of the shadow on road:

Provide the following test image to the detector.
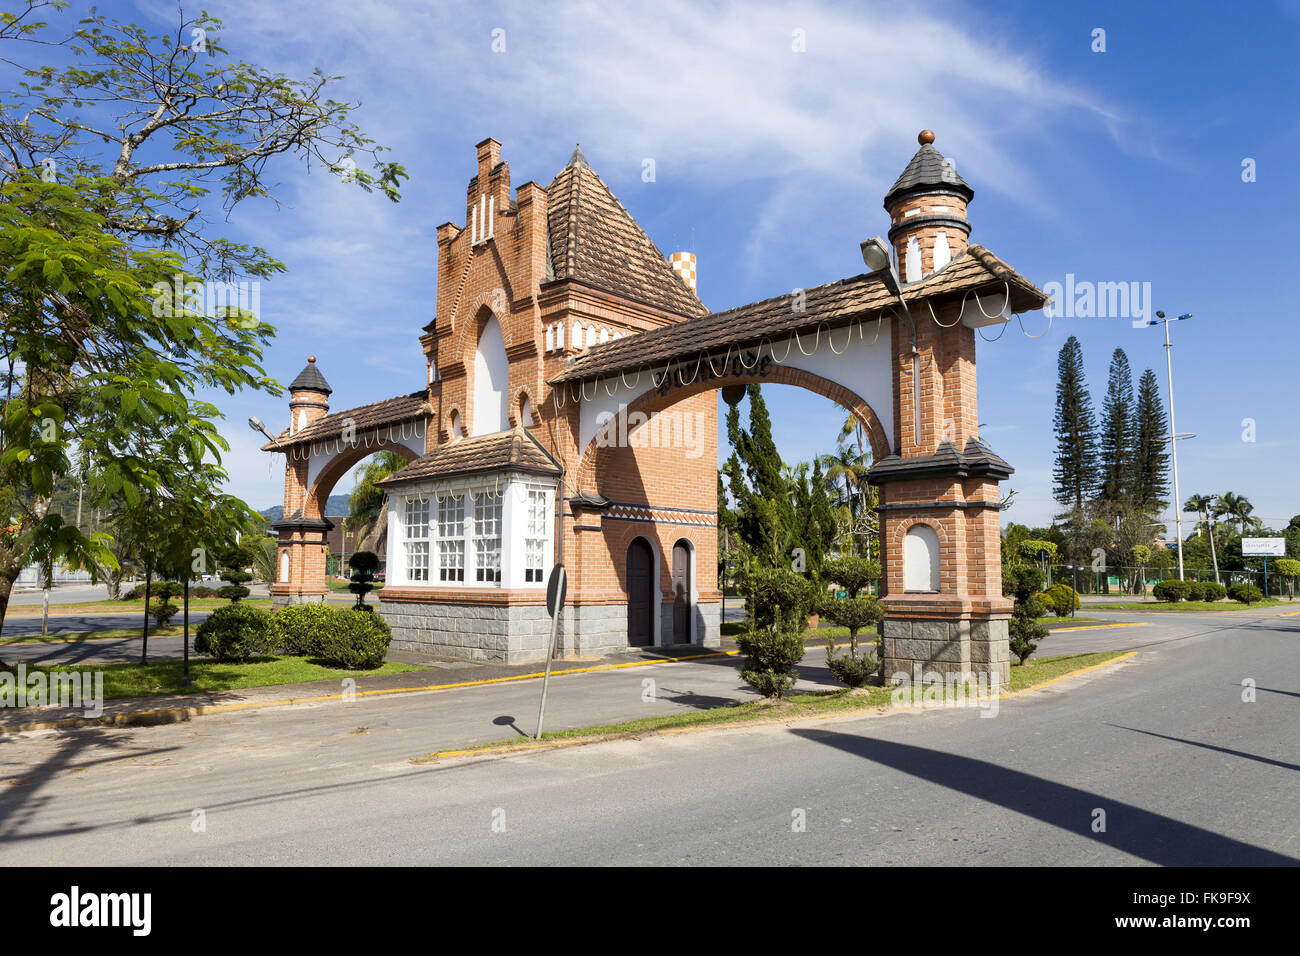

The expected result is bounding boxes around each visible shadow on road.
[788,728,1297,866]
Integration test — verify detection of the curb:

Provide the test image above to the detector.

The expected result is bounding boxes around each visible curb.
[431,651,1139,761]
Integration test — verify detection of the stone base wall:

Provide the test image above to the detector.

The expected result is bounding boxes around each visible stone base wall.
[880,616,1010,686]
[379,598,721,664]
[271,590,328,610]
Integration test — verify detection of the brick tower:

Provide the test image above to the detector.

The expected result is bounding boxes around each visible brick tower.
[869,131,1013,686]
[269,357,336,606]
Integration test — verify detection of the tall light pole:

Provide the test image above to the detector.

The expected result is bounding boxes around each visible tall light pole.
[1140,311,1191,579]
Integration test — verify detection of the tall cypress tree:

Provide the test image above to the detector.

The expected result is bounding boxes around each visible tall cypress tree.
[725,385,795,568]
[1133,368,1171,511]
[1052,336,1100,509]
[1098,348,1136,502]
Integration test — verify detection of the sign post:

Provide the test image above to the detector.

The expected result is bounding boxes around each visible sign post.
[1243,538,1285,596]
[535,563,567,740]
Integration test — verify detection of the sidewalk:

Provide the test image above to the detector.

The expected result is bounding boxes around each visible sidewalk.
[0,640,752,733]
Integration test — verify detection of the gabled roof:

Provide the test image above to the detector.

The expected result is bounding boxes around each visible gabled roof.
[378,427,562,487]
[884,142,973,207]
[288,358,332,395]
[546,148,707,319]
[260,390,428,450]
[551,245,1047,384]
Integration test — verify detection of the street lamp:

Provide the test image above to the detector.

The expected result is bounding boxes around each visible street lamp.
[1138,311,1192,579]
[248,415,281,448]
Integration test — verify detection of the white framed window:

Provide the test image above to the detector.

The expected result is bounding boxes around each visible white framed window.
[474,491,502,583]
[438,495,465,583]
[524,487,550,583]
[404,496,430,582]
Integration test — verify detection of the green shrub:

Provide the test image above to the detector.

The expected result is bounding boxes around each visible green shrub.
[820,556,880,598]
[1002,564,1046,603]
[1200,582,1227,601]
[121,586,144,600]
[148,599,179,627]
[267,602,340,656]
[152,581,183,600]
[1041,583,1080,617]
[312,608,393,669]
[195,604,274,661]
[736,628,803,698]
[1182,581,1206,601]
[1009,594,1049,664]
[825,643,879,687]
[1228,583,1263,605]
[1152,580,1191,602]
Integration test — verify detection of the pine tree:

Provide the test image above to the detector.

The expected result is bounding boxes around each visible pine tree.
[1052,336,1100,509]
[1098,348,1136,502]
[724,385,795,568]
[1133,368,1171,511]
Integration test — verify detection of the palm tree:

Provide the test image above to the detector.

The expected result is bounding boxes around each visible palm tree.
[1215,492,1256,535]
[1184,493,1220,584]
[346,451,406,554]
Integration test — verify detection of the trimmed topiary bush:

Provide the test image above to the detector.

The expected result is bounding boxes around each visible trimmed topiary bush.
[1228,583,1263,605]
[148,599,179,628]
[737,567,812,698]
[152,581,183,601]
[312,608,393,669]
[1200,582,1227,602]
[267,602,339,656]
[1152,579,1191,602]
[195,603,274,661]
[1041,583,1080,617]
[1183,581,1207,602]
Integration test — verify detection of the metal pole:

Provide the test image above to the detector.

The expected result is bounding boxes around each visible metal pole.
[535,602,561,739]
[1163,319,1186,580]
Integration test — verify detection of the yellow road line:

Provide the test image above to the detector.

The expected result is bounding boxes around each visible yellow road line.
[435,652,1139,759]
[0,647,747,732]
[1051,622,1150,633]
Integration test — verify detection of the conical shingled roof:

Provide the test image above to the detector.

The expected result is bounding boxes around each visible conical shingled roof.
[288,357,332,395]
[884,142,973,208]
[545,149,707,319]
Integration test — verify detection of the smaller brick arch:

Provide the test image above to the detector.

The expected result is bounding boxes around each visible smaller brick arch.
[304,439,422,521]
[575,364,891,491]
[512,389,535,427]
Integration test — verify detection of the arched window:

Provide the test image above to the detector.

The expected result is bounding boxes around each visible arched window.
[449,410,463,440]
[473,314,509,435]
[903,523,940,592]
[519,393,535,427]
[279,550,289,583]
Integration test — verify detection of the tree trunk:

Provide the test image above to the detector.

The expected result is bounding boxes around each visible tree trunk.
[0,558,18,670]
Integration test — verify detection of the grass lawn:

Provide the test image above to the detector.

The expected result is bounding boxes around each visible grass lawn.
[1090,599,1289,612]
[433,650,1128,756]
[1,625,186,646]
[5,598,272,617]
[6,655,423,702]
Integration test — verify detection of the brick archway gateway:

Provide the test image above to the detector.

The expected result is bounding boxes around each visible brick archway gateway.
[261,132,1052,676]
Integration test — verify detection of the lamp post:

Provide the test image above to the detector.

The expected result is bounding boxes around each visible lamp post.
[1139,311,1191,580]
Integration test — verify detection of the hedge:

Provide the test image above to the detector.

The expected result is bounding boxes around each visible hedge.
[195,604,275,661]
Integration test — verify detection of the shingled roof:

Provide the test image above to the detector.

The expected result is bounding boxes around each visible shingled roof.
[288,357,332,395]
[378,427,562,487]
[260,390,429,450]
[545,148,707,320]
[884,141,973,208]
[551,245,1047,384]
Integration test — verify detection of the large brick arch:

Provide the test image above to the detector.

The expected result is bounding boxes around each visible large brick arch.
[304,438,422,520]
[574,364,892,492]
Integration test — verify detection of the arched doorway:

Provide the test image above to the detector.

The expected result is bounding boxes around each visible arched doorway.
[671,539,693,644]
[627,537,655,647]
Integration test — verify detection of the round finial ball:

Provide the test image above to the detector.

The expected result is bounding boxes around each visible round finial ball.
[307,355,316,363]
[918,129,935,145]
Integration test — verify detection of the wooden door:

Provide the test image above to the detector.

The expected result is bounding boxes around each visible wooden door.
[627,538,654,647]
[672,541,691,644]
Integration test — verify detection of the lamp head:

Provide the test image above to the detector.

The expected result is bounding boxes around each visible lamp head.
[248,416,266,433]
[860,236,892,274]
[1155,311,1166,319]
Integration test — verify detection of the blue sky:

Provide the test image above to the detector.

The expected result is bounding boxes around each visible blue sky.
[28,0,1300,531]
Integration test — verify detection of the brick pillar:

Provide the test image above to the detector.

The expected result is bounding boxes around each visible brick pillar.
[269,518,334,609]
[869,309,1012,686]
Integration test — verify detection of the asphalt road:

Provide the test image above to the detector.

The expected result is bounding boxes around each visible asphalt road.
[0,609,1294,865]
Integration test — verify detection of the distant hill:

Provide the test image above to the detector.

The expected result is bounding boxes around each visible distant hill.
[260,494,350,522]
